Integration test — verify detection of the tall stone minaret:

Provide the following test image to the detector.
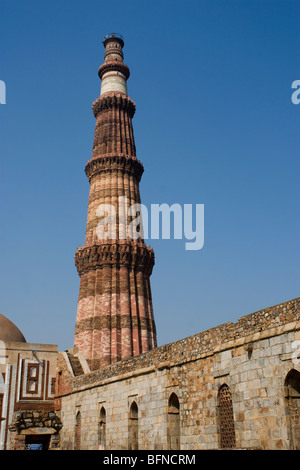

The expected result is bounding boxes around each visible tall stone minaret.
[74,34,157,371]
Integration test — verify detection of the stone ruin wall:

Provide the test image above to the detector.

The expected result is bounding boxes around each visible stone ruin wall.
[57,297,300,450]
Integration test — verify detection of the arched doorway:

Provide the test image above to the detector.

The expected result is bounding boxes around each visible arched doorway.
[284,369,300,450]
[218,384,236,448]
[167,393,180,450]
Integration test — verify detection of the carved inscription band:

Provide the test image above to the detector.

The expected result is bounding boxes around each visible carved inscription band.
[75,315,156,334]
[75,242,155,276]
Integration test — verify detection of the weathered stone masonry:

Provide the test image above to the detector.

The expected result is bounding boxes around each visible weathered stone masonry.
[57,297,300,450]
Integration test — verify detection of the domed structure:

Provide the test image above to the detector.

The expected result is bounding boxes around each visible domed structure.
[0,314,26,343]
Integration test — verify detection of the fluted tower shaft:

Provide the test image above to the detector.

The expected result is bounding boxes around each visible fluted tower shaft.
[74,34,157,371]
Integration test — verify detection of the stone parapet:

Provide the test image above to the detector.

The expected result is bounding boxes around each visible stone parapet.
[68,297,300,393]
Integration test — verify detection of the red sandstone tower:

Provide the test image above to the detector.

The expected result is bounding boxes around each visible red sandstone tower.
[74,34,157,371]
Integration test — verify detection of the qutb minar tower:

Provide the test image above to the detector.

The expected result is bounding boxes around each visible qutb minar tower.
[74,34,157,371]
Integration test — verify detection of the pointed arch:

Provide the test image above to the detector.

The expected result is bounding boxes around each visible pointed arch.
[218,384,236,448]
[128,401,138,450]
[167,393,180,450]
[284,369,300,450]
[98,406,106,449]
[75,410,82,450]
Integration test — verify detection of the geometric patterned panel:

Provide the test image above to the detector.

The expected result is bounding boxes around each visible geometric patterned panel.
[218,384,236,448]
[18,358,55,402]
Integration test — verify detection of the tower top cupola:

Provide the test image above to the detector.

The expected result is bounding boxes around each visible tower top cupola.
[98,33,130,96]
[103,32,124,55]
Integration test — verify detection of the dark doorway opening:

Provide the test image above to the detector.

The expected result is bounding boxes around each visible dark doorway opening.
[25,434,51,450]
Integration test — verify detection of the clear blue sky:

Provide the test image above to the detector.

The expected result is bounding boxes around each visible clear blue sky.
[0,0,299,351]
